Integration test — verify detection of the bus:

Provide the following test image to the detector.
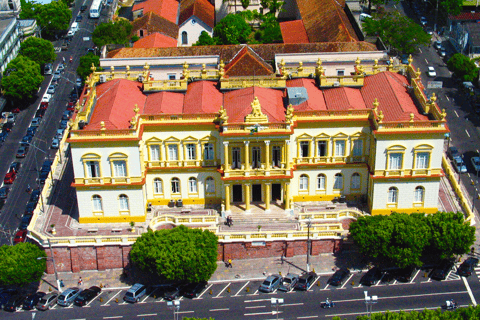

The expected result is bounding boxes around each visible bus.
[89,0,103,18]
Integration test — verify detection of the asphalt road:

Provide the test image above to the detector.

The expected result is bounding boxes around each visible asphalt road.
[1,265,479,319]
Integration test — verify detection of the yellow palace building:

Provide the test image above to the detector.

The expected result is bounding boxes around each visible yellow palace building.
[68,52,448,224]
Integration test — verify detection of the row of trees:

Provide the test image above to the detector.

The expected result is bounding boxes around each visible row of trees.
[350,212,475,268]
[20,0,72,38]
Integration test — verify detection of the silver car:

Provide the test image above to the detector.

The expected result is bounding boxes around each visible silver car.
[57,287,81,307]
[278,273,299,292]
[259,274,282,293]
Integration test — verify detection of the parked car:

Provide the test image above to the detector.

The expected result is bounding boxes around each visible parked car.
[27,126,37,136]
[38,171,49,185]
[393,266,417,282]
[420,16,427,25]
[60,119,68,129]
[47,85,56,94]
[21,134,33,146]
[259,274,282,293]
[51,138,59,149]
[163,285,182,301]
[430,259,455,280]
[30,117,41,127]
[0,290,17,308]
[7,113,16,123]
[328,268,351,286]
[30,189,40,203]
[439,47,446,57]
[23,292,45,310]
[181,281,207,298]
[295,272,317,291]
[53,70,61,80]
[16,146,29,158]
[35,109,46,118]
[80,5,87,11]
[19,214,33,230]
[36,292,58,310]
[74,286,101,306]
[76,77,83,87]
[123,283,147,303]
[10,162,20,173]
[427,66,436,77]
[434,40,442,50]
[63,110,72,120]
[2,122,13,132]
[0,186,9,199]
[75,15,82,22]
[4,170,16,184]
[57,63,65,73]
[360,267,383,286]
[448,146,459,159]
[61,40,69,51]
[41,94,51,104]
[0,131,8,142]
[41,160,53,172]
[471,157,480,172]
[453,155,467,173]
[457,257,479,277]
[13,230,27,244]
[278,273,299,292]
[4,294,24,312]
[57,287,81,307]
[25,202,36,215]
[56,128,65,139]
[44,63,52,75]
[66,102,75,111]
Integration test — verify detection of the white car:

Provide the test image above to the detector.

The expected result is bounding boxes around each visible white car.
[427,66,436,77]
[420,16,428,26]
[41,94,51,104]
[472,156,480,172]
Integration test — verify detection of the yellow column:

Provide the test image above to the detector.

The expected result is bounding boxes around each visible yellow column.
[223,141,229,172]
[245,183,251,213]
[285,141,291,170]
[244,141,250,172]
[196,142,201,166]
[160,142,166,166]
[285,182,291,210]
[225,184,231,212]
[265,183,271,212]
[265,140,270,172]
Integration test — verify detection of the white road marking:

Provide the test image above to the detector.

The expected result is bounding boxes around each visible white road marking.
[177,311,194,314]
[214,282,231,298]
[308,276,320,290]
[466,130,471,137]
[419,48,423,53]
[86,292,103,307]
[454,110,459,117]
[137,314,156,317]
[245,298,272,303]
[197,283,212,299]
[462,276,477,306]
[246,305,266,309]
[297,316,318,319]
[425,58,428,64]
[245,311,278,316]
[103,290,122,306]
[141,288,157,303]
[410,269,421,283]
[284,303,304,307]
[253,289,259,295]
[103,317,123,319]
[235,281,250,296]
[341,274,354,288]
[446,95,450,101]
[210,308,230,311]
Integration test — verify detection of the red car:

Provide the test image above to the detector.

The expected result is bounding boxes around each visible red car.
[11,108,20,114]
[4,170,16,184]
[13,230,27,244]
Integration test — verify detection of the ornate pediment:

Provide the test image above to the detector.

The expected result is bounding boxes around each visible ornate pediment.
[245,97,268,123]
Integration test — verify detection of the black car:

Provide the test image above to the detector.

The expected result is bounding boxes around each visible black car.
[0,186,9,200]
[35,109,46,118]
[80,5,87,11]
[295,272,317,291]
[393,266,417,282]
[41,160,53,173]
[29,189,40,203]
[19,214,33,230]
[27,126,37,136]
[430,259,455,281]
[0,290,17,308]
[0,131,8,142]
[10,162,21,173]
[25,202,36,215]
[75,15,82,22]
[23,292,46,310]
[360,267,383,286]
[163,285,181,301]
[21,134,33,146]
[457,257,479,277]
[328,268,351,286]
[38,171,49,184]
[3,122,13,132]
[181,282,207,299]
[4,294,24,312]
[74,286,101,306]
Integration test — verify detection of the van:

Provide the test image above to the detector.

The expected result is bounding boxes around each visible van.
[70,22,79,32]
[123,283,147,303]
[359,13,372,21]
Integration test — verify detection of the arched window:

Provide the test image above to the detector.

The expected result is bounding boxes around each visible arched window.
[182,31,188,45]
[205,177,215,193]
[334,173,343,189]
[92,195,103,211]
[317,174,326,190]
[188,177,198,193]
[414,186,425,202]
[351,173,361,189]
[154,178,163,194]
[388,187,398,203]
[171,178,180,194]
[299,174,309,190]
[119,194,129,210]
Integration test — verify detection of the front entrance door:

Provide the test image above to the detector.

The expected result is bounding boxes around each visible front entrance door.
[252,184,262,202]
[272,184,281,201]
[233,184,242,202]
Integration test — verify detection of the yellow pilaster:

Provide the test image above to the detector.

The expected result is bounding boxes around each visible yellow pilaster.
[285,182,291,210]
[285,141,291,170]
[179,142,184,162]
[245,183,251,213]
[244,141,250,171]
[265,140,270,172]
[265,183,271,212]
[225,184,231,212]
[196,142,201,166]
[223,142,229,172]
[160,142,166,166]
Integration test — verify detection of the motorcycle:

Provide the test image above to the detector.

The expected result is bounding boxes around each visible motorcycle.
[443,300,457,310]
[320,300,336,309]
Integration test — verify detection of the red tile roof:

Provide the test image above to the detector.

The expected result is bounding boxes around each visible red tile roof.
[88,80,146,130]
[184,81,222,114]
[286,78,326,111]
[131,12,179,40]
[144,91,185,114]
[223,87,285,123]
[449,12,480,21]
[224,46,274,77]
[133,0,179,24]
[133,32,177,48]
[295,0,358,43]
[361,72,428,122]
[323,87,366,110]
[179,0,215,28]
[279,20,309,44]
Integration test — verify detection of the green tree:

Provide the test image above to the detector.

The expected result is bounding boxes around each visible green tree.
[1,56,44,101]
[440,0,463,16]
[257,14,282,44]
[130,225,218,282]
[241,0,250,9]
[36,0,71,35]
[363,12,430,55]
[214,14,251,45]
[447,53,479,82]
[20,37,56,67]
[194,31,217,46]
[19,0,41,20]
[260,0,284,14]
[425,212,475,259]
[76,53,102,80]
[92,19,133,47]
[0,243,46,285]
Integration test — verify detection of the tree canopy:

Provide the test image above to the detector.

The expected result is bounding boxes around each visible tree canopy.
[440,0,463,16]
[447,53,479,82]
[20,37,56,66]
[363,11,430,55]
[130,225,218,282]
[0,243,46,285]
[213,14,252,45]
[92,19,133,47]
[194,31,217,46]
[77,53,102,80]
[36,0,71,36]
[255,13,282,44]
[19,0,41,20]
[350,212,475,268]
[1,56,44,101]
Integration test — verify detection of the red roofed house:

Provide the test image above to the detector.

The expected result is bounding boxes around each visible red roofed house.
[132,0,179,23]
[133,32,178,48]
[178,0,215,46]
[279,20,309,44]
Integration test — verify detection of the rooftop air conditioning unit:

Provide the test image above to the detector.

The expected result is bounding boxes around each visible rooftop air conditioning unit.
[99,74,106,83]
[333,82,340,87]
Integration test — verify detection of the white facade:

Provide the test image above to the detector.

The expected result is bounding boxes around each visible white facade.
[0,17,20,75]
[178,16,213,47]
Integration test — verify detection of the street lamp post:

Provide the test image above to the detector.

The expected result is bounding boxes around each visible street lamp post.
[38,239,62,292]
[271,298,284,320]
[166,300,180,320]
[306,217,312,272]
[28,141,48,214]
[444,133,450,151]
[364,291,378,319]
